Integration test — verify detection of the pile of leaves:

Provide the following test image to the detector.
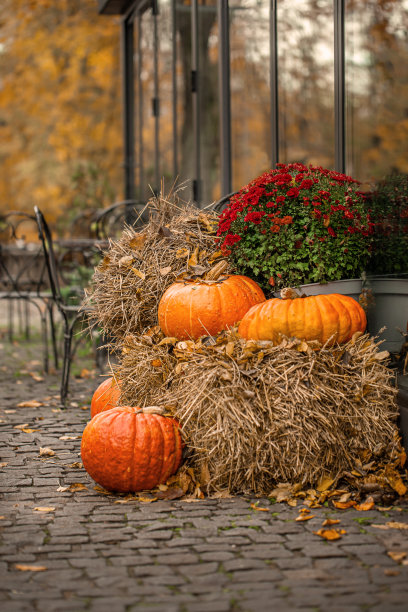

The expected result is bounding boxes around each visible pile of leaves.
[86,187,227,341]
[115,326,401,496]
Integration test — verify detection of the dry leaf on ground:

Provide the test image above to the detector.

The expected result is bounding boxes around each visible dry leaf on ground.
[39,447,55,457]
[15,564,47,572]
[34,507,55,513]
[17,400,43,408]
[387,551,407,563]
[314,528,346,541]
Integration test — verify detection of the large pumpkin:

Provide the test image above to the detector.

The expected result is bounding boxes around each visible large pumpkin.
[81,406,183,493]
[158,275,265,340]
[90,377,121,419]
[238,290,367,346]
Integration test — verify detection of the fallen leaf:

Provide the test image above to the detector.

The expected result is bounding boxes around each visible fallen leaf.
[0,462,8,468]
[387,551,407,563]
[295,514,315,522]
[131,267,146,280]
[187,246,199,267]
[355,497,375,511]
[69,462,83,469]
[156,486,185,501]
[4,410,16,414]
[94,485,112,495]
[68,483,87,492]
[59,435,80,440]
[118,255,133,267]
[385,467,407,497]
[250,503,269,512]
[314,528,346,541]
[17,400,43,408]
[332,500,356,510]
[386,522,408,530]
[34,507,55,513]
[151,359,163,368]
[176,248,188,259]
[159,266,172,276]
[136,495,158,503]
[316,475,335,492]
[28,372,44,382]
[79,368,91,379]
[39,447,55,457]
[129,234,146,250]
[384,569,400,576]
[14,423,29,430]
[56,486,69,492]
[15,564,47,572]
[322,519,340,526]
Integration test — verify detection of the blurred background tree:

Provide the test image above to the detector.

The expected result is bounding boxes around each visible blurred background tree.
[0,0,122,232]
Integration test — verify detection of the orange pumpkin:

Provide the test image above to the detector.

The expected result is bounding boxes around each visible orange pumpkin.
[90,377,121,418]
[158,275,265,340]
[238,291,367,346]
[81,406,183,493]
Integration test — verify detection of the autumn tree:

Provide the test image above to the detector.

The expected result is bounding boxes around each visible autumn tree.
[0,0,123,228]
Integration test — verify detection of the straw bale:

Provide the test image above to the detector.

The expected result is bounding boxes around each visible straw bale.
[121,330,398,495]
[86,188,226,341]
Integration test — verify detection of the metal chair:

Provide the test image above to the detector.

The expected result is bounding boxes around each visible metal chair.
[0,211,58,372]
[34,206,105,408]
[93,199,148,239]
[209,191,239,214]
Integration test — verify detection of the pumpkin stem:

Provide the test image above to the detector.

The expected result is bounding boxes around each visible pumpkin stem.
[280,287,301,300]
[205,260,229,281]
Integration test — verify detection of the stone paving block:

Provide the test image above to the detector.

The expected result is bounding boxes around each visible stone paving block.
[177,562,218,576]
[183,600,232,612]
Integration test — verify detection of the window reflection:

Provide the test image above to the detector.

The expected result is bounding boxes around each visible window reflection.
[229,0,271,190]
[345,0,408,182]
[278,0,334,168]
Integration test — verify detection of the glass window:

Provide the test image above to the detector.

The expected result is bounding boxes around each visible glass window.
[345,0,408,183]
[277,0,335,169]
[229,0,271,190]
[198,0,220,205]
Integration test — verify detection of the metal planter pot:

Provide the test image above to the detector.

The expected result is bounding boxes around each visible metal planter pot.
[299,278,363,302]
[364,277,408,354]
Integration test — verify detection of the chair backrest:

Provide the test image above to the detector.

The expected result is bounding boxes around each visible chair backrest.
[0,211,49,298]
[93,200,148,239]
[34,206,65,311]
[210,191,239,214]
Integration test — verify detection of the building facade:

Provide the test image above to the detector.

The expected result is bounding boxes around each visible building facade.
[98,0,408,207]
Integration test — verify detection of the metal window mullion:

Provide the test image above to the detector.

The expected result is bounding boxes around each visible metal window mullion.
[334,0,345,173]
[192,0,201,204]
[153,2,160,193]
[121,17,135,203]
[217,0,231,196]
[171,0,178,179]
[270,0,278,168]
[137,15,145,196]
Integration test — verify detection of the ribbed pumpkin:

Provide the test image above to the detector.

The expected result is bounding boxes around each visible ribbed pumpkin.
[158,275,265,340]
[238,290,367,346]
[81,406,183,493]
[90,377,121,419]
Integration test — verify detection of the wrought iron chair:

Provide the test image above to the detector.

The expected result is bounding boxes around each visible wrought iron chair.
[0,211,58,372]
[93,199,148,239]
[34,206,105,408]
[209,191,239,214]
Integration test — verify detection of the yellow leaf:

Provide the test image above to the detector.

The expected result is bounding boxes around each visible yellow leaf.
[34,507,55,513]
[295,514,315,522]
[250,503,269,512]
[151,359,163,368]
[316,475,335,492]
[69,483,87,492]
[322,519,340,526]
[14,423,29,430]
[314,528,346,541]
[131,267,146,280]
[187,246,199,267]
[176,248,188,259]
[129,234,146,250]
[17,400,43,408]
[225,341,235,357]
[59,435,80,440]
[15,564,47,572]
[136,495,158,503]
[387,551,407,563]
[39,447,55,456]
[355,497,375,511]
[386,522,408,530]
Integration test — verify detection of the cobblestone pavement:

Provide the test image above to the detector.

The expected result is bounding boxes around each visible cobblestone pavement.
[1,341,408,612]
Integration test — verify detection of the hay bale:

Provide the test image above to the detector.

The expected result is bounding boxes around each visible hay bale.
[114,328,176,407]
[86,188,226,341]
[141,331,398,495]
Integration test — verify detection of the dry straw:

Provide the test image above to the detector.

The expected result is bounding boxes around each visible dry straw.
[85,186,226,342]
[116,329,399,495]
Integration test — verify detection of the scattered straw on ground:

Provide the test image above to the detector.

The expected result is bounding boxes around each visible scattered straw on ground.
[118,330,399,495]
[85,187,226,341]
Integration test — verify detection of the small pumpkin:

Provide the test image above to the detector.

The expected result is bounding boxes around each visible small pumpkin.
[158,270,265,340]
[90,377,121,419]
[81,406,183,493]
[238,289,367,346]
